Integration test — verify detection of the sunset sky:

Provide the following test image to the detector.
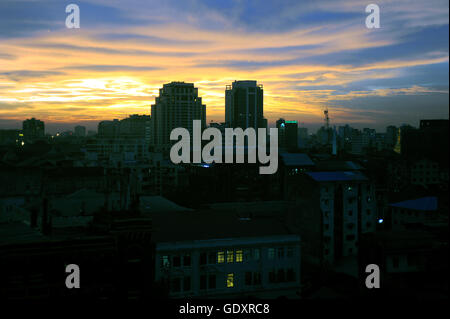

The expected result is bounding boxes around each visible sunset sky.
[0,0,448,133]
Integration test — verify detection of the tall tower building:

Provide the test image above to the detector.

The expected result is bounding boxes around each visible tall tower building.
[22,118,45,142]
[225,80,266,129]
[151,82,206,151]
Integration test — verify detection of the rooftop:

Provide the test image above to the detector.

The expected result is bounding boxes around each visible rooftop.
[306,171,367,182]
[389,196,438,211]
[280,153,315,167]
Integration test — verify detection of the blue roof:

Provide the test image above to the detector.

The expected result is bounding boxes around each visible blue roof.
[281,153,315,166]
[390,197,438,211]
[306,171,367,182]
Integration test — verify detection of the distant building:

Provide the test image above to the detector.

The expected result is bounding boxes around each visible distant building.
[0,129,23,146]
[276,119,298,152]
[225,81,266,130]
[388,197,439,230]
[22,118,44,142]
[98,119,120,138]
[151,82,206,152]
[119,114,151,143]
[74,125,86,137]
[298,127,308,149]
[385,125,397,149]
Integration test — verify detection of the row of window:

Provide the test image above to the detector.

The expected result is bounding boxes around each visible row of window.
[161,247,295,268]
[171,269,296,293]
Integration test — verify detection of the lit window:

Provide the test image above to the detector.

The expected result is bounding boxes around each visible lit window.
[217,251,224,263]
[236,250,243,263]
[227,250,234,263]
[227,273,234,288]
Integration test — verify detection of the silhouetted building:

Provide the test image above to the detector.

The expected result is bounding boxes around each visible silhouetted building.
[225,81,265,129]
[276,119,298,151]
[74,125,86,137]
[22,118,44,142]
[0,129,23,146]
[98,119,120,138]
[151,82,206,151]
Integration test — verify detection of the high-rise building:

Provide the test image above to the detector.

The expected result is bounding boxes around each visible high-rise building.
[151,82,206,151]
[22,118,44,142]
[385,125,397,149]
[74,125,86,137]
[276,119,298,151]
[225,81,265,129]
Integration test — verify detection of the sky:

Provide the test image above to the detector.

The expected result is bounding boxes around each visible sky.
[0,0,448,134]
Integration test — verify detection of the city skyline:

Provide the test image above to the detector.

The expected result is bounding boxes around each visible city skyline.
[0,0,448,133]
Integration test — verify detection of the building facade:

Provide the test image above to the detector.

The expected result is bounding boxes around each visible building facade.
[151,82,206,152]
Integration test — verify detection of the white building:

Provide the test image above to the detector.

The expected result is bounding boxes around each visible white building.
[151,210,301,298]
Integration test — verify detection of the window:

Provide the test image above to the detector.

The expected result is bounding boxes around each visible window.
[346,234,355,241]
[277,247,284,259]
[173,256,181,267]
[367,209,371,215]
[209,274,216,289]
[287,247,294,258]
[245,272,252,286]
[172,278,181,292]
[277,269,285,282]
[366,222,372,228]
[217,251,225,263]
[268,248,275,259]
[287,269,295,282]
[183,276,191,291]
[348,210,353,216]
[161,255,170,268]
[200,275,207,290]
[244,249,251,261]
[236,250,243,263]
[183,255,191,267]
[253,248,260,260]
[324,224,329,231]
[407,254,417,266]
[253,272,261,285]
[227,273,234,288]
[269,271,276,283]
[208,252,216,264]
[227,250,234,263]
[199,253,207,265]
[392,256,399,268]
